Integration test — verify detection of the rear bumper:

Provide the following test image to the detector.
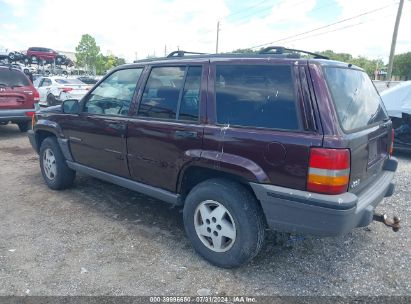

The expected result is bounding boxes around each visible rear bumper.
[0,108,33,123]
[250,157,398,236]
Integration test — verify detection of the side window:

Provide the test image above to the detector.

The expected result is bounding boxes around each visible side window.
[83,68,143,116]
[138,67,185,119]
[138,66,202,121]
[179,66,201,121]
[41,78,51,87]
[215,65,299,130]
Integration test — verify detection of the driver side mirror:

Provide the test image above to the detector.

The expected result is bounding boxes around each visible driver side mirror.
[62,99,80,114]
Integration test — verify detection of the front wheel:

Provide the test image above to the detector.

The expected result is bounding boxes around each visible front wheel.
[39,137,76,190]
[47,94,58,106]
[183,179,266,268]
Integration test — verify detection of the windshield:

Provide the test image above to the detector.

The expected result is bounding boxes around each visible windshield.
[324,67,388,132]
[55,78,85,85]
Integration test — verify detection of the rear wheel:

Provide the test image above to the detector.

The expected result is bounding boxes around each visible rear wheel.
[183,179,266,268]
[39,137,76,190]
[8,52,15,61]
[31,55,37,63]
[17,121,30,132]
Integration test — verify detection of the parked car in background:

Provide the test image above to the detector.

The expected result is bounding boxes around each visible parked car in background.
[34,76,90,107]
[26,47,65,64]
[380,81,411,150]
[77,76,98,85]
[28,48,398,268]
[0,66,39,132]
[0,46,21,62]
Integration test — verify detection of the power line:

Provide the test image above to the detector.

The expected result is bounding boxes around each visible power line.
[232,0,337,28]
[224,0,272,21]
[281,11,396,45]
[226,0,284,24]
[249,2,398,50]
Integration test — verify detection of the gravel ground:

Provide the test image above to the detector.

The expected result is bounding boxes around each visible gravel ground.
[0,124,410,296]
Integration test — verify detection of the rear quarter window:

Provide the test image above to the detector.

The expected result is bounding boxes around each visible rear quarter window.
[0,69,30,87]
[215,64,300,130]
[324,67,388,132]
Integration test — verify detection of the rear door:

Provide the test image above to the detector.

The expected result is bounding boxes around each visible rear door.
[321,66,391,193]
[126,64,206,192]
[0,69,35,110]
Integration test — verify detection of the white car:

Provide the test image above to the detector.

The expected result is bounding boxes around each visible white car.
[380,81,411,150]
[34,77,90,107]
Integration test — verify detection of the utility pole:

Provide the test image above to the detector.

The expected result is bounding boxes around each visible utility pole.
[387,0,404,82]
[164,45,167,56]
[216,21,220,54]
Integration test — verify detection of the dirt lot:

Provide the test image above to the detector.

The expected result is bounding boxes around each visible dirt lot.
[0,124,410,296]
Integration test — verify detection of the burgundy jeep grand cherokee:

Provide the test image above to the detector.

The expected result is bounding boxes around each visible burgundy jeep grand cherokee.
[28,48,398,268]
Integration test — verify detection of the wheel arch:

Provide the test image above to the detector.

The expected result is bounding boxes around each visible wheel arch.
[34,129,57,153]
[177,165,258,204]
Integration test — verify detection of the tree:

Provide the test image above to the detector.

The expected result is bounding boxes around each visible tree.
[75,34,100,72]
[95,54,127,75]
[392,52,411,79]
[317,50,353,62]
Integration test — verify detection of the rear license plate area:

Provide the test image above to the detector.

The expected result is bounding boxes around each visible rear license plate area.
[368,140,378,165]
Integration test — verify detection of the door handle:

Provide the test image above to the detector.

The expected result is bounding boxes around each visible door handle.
[108,123,127,131]
[175,131,198,139]
[69,136,82,143]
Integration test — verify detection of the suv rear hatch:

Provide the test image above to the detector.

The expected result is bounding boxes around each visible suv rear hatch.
[0,68,36,110]
[323,66,392,194]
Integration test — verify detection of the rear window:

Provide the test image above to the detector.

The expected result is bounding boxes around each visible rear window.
[215,65,299,130]
[324,67,388,132]
[0,69,30,87]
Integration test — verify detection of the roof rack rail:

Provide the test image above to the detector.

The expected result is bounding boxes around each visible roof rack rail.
[167,50,207,58]
[259,46,329,59]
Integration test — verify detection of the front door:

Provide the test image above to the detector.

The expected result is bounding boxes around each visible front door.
[36,77,52,103]
[60,67,144,178]
[127,64,206,192]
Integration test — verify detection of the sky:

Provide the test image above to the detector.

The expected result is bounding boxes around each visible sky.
[0,0,410,63]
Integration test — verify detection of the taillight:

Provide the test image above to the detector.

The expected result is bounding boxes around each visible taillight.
[33,89,40,102]
[307,148,350,195]
[390,128,394,155]
[25,111,35,117]
[60,87,73,93]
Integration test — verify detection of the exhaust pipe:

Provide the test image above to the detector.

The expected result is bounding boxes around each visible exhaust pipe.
[373,213,400,232]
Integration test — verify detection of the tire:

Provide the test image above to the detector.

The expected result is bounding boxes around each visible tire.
[31,55,37,63]
[39,137,76,190]
[17,121,30,132]
[183,179,266,268]
[47,94,57,106]
[8,52,15,61]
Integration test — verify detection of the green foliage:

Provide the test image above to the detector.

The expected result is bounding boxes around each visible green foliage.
[95,54,127,75]
[75,34,100,70]
[75,34,126,75]
[317,50,384,77]
[392,52,411,78]
[231,48,258,54]
[317,50,353,62]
